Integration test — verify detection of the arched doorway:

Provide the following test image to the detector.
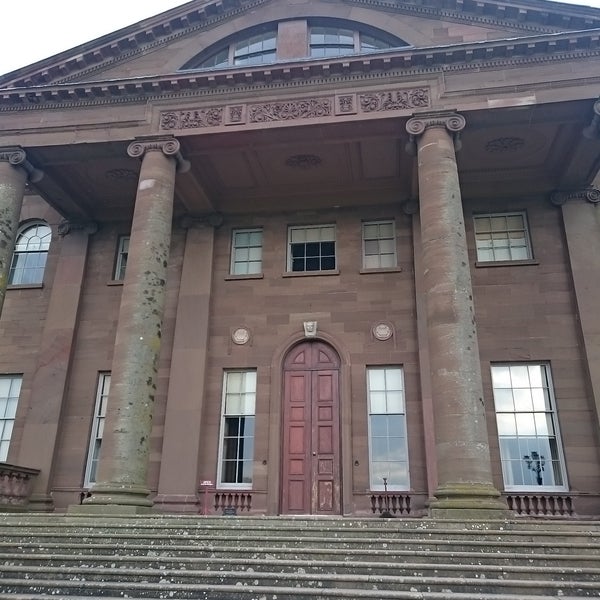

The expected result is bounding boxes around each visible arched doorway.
[281,341,341,515]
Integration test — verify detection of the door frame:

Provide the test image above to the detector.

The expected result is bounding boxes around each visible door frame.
[266,333,352,516]
[281,341,341,515]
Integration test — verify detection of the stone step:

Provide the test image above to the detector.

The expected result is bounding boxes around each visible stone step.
[2,553,599,581]
[1,543,597,570]
[1,533,598,556]
[1,571,599,597]
[0,590,594,600]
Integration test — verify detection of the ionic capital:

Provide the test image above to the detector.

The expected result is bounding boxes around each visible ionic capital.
[0,146,43,182]
[127,136,190,173]
[405,111,466,155]
[583,97,600,140]
[550,188,600,206]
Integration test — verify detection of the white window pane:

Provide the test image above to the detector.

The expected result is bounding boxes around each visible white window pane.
[234,232,250,246]
[364,240,379,255]
[244,371,257,392]
[305,228,320,242]
[235,248,249,262]
[364,255,380,269]
[5,397,18,419]
[368,369,386,391]
[233,263,249,275]
[247,261,262,274]
[496,413,517,435]
[248,231,262,245]
[248,247,262,261]
[506,215,524,230]
[290,228,305,243]
[386,391,404,413]
[510,366,530,388]
[516,413,536,436]
[379,223,394,238]
[490,216,507,231]
[369,391,386,414]
[513,388,533,412]
[511,246,529,260]
[363,224,379,238]
[534,413,552,436]
[227,372,243,393]
[225,394,242,415]
[0,441,9,462]
[242,393,256,415]
[493,388,514,412]
[380,254,395,268]
[474,217,491,233]
[385,369,403,391]
[491,366,511,388]
[379,239,395,254]
[0,379,10,398]
[494,248,511,261]
[531,388,550,411]
[528,365,543,388]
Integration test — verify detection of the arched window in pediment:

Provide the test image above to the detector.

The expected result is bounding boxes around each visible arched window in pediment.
[181,18,409,71]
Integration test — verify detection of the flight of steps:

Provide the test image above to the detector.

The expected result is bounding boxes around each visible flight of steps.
[0,513,599,599]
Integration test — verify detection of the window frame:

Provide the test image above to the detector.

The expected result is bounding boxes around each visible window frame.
[217,370,256,490]
[230,228,263,276]
[362,220,397,270]
[0,375,22,462]
[367,366,410,492]
[473,211,533,263]
[8,221,52,286]
[287,224,337,273]
[113,235,130,281]
[84,373,110,487]
[490,362,568,492]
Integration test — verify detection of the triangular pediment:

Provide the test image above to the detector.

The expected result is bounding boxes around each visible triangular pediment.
[1,0,600,90]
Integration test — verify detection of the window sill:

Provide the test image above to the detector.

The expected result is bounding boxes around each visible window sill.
[225,273,264,281]
[360,267,402,275]
[282,269,340,278]
[107,280,124,286]
[7,283,44,290]
[475,259,539,268]
[216,485,253,491]
[503,486,569,493]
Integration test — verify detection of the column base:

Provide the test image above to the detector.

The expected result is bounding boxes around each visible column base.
[153,494,201,514]
[428,483,511,519]
[67,482,154,515]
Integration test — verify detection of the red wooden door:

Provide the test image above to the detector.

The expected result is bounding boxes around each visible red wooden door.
[281,341,341,515]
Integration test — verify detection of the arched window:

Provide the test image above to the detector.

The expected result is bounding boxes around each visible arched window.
[8,221,52,285]
[183,24,278,70]
[181,19,408,71]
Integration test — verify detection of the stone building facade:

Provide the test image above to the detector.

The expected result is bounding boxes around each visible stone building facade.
[0,0,599,518]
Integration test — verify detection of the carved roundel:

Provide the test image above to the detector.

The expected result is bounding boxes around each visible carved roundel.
[372,322,393,341]
[232,327,250,345]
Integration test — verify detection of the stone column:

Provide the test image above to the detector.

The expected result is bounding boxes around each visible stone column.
[80,137,187,513]
[406,112,506,517]
[551,188,600,444]
[0,148,42,318]
[154,220,216,512]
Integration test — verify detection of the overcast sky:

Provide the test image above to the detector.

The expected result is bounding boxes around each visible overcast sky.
[0,0,599,76]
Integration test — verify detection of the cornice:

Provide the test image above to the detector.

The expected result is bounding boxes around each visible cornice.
[2,0,600,90]
[0,29,598,112]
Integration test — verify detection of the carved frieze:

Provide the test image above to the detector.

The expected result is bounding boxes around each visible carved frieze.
[158,87,430,133]
[160,108,224,130]
[360,88,429,113]
[248,98,332,123]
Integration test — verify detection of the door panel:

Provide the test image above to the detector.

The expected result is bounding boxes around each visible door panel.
[282,342,341,515]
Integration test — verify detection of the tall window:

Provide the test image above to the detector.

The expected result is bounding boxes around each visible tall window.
[113,236,129,281]
[367,367,409,490]
[0,375,22,462]
[474,212,532,262]
[288,225,336,272]
[219,370,256,488]
[230,229,263,275]
[362,220,396,269]
[84,373,110,486]
[491,364,567,490]
[9,222,52,285]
